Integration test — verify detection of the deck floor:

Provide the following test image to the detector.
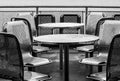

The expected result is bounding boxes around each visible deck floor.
[35,49,102,81]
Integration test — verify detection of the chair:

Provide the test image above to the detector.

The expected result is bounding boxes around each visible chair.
[60,14,83,34]
[76,17,115,58]
[75,13,105,58]
[87,34,120,81]
[11,17,50,54]
[14,13,50,53]
[0,32,51,81]
[3,21,52,78]
[34,14,55,35]
[79,20,120,74]
[16,13,37,36]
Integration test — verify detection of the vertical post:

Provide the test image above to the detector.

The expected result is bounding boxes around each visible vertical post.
[36,7,39,15]
[64,44,69,81]
[36,7,39,36]
[85,7,88,34]
[59,44,63,70]
[59,28,64,70]
[81,11,84,23]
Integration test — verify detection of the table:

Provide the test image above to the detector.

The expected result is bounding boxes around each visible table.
[39,22,85,70]
[34,34,99,81]
[38,22,85,34]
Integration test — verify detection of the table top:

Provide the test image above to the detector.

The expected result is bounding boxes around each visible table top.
[34,34,99,44]
[38,23,84,29]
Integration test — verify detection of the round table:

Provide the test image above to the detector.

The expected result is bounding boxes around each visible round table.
[38,22,84,34]
[34,34,99,81]
[39,22,85,70]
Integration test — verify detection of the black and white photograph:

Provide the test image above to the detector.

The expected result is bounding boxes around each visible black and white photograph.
[0,0,120,81]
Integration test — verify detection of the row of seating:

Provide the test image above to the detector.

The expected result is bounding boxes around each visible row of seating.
[11,12,120,36]
[12,12,104,36]
[35,14,82,35]
[78,16,120,81]
[34,13,104,35]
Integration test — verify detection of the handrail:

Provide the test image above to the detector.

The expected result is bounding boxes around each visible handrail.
[0,5,120,8]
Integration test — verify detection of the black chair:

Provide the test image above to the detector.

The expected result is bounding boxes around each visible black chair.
[60,14,81,23]
[34,14,55,35]
[3,21,52,79]
[0,32,50,81]
[87,34,120,81]
[60,14,83,34]
[11,17,50,54]
[79,20,120,74]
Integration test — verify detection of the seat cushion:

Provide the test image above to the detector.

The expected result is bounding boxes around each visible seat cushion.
[87,71,106,81]
[79,54,107,65]
[24,57,51,67]
[76,45,94,52]
[33,45,50,52]
[24,71,51,81]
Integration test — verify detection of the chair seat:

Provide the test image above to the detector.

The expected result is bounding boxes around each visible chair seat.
[87,71,106,81]
[24,71,51,81]
[79,53,107,65]
[24,57,51,67]
[76,45,94,52]
[33,45,50,52]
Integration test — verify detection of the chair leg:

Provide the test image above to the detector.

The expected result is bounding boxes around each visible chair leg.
[85,51,93,58]
[60,45,63,70]
[90,52,93,57]
[28,67,35,71]
[98,66,102,72]
[89,65,93,74]
[85,52,89,58]
[32,51,38,57]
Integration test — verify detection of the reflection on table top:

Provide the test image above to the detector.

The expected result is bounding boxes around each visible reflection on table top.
[38,23,84,29]
[34,34,99,44]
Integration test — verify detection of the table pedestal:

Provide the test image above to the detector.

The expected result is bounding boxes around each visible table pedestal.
[64,44,69,81]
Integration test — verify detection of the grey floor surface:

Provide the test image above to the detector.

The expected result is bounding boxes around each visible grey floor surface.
[35,49,101,81]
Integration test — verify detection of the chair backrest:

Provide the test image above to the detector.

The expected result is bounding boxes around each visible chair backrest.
[60,14,81,23]
[98,20,120,54]
[0,33,24,81]
[3,21,33,58]
[106,34,120,81]
[95,17,115,36]
[16,13,37,36]
[114,14,120,20]
[34,14,55,35]
[60,14,82,34]
[86,12,104,35]
[11,17,33,42]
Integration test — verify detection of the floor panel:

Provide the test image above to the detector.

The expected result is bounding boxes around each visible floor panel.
[35,49,98,81]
